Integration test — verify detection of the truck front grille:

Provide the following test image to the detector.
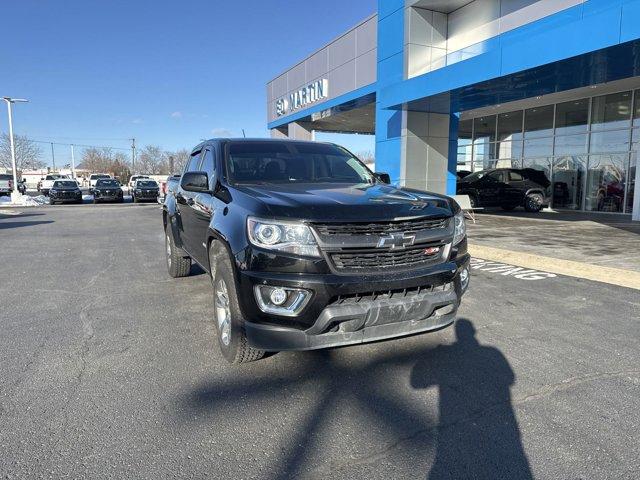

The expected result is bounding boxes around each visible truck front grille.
[329,243,444,273]
[314,217,448,236]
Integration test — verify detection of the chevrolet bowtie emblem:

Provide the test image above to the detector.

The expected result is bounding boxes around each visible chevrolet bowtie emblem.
[377,232,416,250]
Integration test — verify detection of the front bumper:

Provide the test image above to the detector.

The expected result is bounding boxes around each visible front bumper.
[94,191,123,201]
[236,253,470,351]
[135,191,159,200]
[50,194,82,203]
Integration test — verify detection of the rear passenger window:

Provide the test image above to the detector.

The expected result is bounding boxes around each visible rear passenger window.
[509,171,524,182]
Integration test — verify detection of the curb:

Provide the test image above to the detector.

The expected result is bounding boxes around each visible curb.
[468,243,640,291]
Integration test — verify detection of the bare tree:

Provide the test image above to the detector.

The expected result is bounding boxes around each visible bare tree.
[136,145,168,174]
[79,147,116,173]
[0,133,45,171]
[356,150,375,170]
[166,148,190,174]
[111,152,132,182]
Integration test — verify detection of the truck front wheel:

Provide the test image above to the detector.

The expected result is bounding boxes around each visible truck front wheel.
[210,243,265,364]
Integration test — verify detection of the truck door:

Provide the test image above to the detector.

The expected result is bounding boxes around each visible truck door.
[187,146,216,268]
[479,171,504,206]
[175,149,202,256]
[505,170,526,205]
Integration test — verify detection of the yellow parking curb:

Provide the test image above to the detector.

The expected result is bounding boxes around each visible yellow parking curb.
[468,243,640,291]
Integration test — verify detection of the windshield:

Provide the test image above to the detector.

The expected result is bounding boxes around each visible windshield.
[47,175,66,180]
[137,181,157,188]
[53,181,78,188]
[0,174,11,180]
[96,179,120,187]
[91,174,110,180]
[226,141,375,185]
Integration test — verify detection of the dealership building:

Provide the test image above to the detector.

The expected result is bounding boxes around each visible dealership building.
[267,0,640,220]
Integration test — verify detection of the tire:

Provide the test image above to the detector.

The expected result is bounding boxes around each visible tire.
[501,204,517,211]
[524,193,544,212]
[209,242,265,364]
[119,197,124,203]
[165,225,191,278]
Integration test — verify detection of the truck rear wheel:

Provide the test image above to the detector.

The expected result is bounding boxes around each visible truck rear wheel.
[210,243,265,364]
[165,226,191,278]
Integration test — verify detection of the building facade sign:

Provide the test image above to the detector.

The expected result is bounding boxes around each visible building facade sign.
[276,79,328,117]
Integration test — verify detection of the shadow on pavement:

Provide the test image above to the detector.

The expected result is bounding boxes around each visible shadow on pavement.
[0,220,54,230]
[179,318,531,479]
[411,319,533,480]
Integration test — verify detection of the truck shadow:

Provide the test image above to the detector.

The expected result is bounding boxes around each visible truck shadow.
[179,318,532,479]
[0,220,54,230]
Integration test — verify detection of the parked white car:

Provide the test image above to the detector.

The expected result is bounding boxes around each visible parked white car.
[0,173,13,196]
[39,174,71,195]
[89,174,112,192]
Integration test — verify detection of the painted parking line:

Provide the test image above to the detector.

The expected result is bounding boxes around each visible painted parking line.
[470,258,558,281]
[468,244,640,290]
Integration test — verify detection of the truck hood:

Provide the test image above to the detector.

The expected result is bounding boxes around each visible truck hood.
[232,183,454,221]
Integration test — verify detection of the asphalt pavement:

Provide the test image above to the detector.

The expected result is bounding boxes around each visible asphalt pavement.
[0,204,639,479]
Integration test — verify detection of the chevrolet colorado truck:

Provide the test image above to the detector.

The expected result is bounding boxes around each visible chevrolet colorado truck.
[163,139,470,363]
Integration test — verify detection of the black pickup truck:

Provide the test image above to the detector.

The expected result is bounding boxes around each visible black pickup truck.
[163,139,470,363]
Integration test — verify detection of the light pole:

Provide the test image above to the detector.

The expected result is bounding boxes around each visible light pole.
[2,97,29,203]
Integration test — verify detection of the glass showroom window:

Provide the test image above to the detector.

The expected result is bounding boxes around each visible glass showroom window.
[627,151,636,213]
[584,154,628,212]
[496,110,523,166]
[458,119,473,172]
[591,91,632,131]
[553,156,586,210]
[473,115,497,171]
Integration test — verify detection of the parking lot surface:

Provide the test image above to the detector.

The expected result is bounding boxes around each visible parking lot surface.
[1,205,639,479]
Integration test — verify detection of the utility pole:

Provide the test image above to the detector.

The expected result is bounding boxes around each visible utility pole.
[51,142,56,171]
[131,138,136,172]
[168,155,174,174]
[70,144,76,179]
[2,97,29,203]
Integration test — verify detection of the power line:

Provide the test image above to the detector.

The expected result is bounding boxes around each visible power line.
[28,138,130,151]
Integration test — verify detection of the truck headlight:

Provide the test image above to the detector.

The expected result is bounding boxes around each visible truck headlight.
[247,217,320,257]
[453,212,466,246]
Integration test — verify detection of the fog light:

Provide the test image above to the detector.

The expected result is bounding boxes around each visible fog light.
[270,288,287,306]
[254,285,311,316]
[460,267,470,291]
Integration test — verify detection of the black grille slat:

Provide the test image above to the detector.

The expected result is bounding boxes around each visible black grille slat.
[314,217,448,236]
[330,243,443,272]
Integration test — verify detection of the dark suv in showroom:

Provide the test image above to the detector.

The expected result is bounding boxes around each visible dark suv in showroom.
[163,139,470,363]
[456,168,550,212]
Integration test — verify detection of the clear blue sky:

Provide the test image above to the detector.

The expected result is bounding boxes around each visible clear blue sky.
[1,0,377,167]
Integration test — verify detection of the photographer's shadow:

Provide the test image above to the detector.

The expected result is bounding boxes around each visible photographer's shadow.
[411,318,533,480]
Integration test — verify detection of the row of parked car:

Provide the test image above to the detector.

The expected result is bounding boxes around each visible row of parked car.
[46,175,161,205]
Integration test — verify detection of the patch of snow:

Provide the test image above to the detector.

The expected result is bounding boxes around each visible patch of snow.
[82,195,94,201]
[0,194,49,207]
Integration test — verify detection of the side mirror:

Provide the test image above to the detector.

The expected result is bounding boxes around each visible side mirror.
[376,172,391,184]
[181,171,211,193]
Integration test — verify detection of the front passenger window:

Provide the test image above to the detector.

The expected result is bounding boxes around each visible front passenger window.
[186,151,201,172]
